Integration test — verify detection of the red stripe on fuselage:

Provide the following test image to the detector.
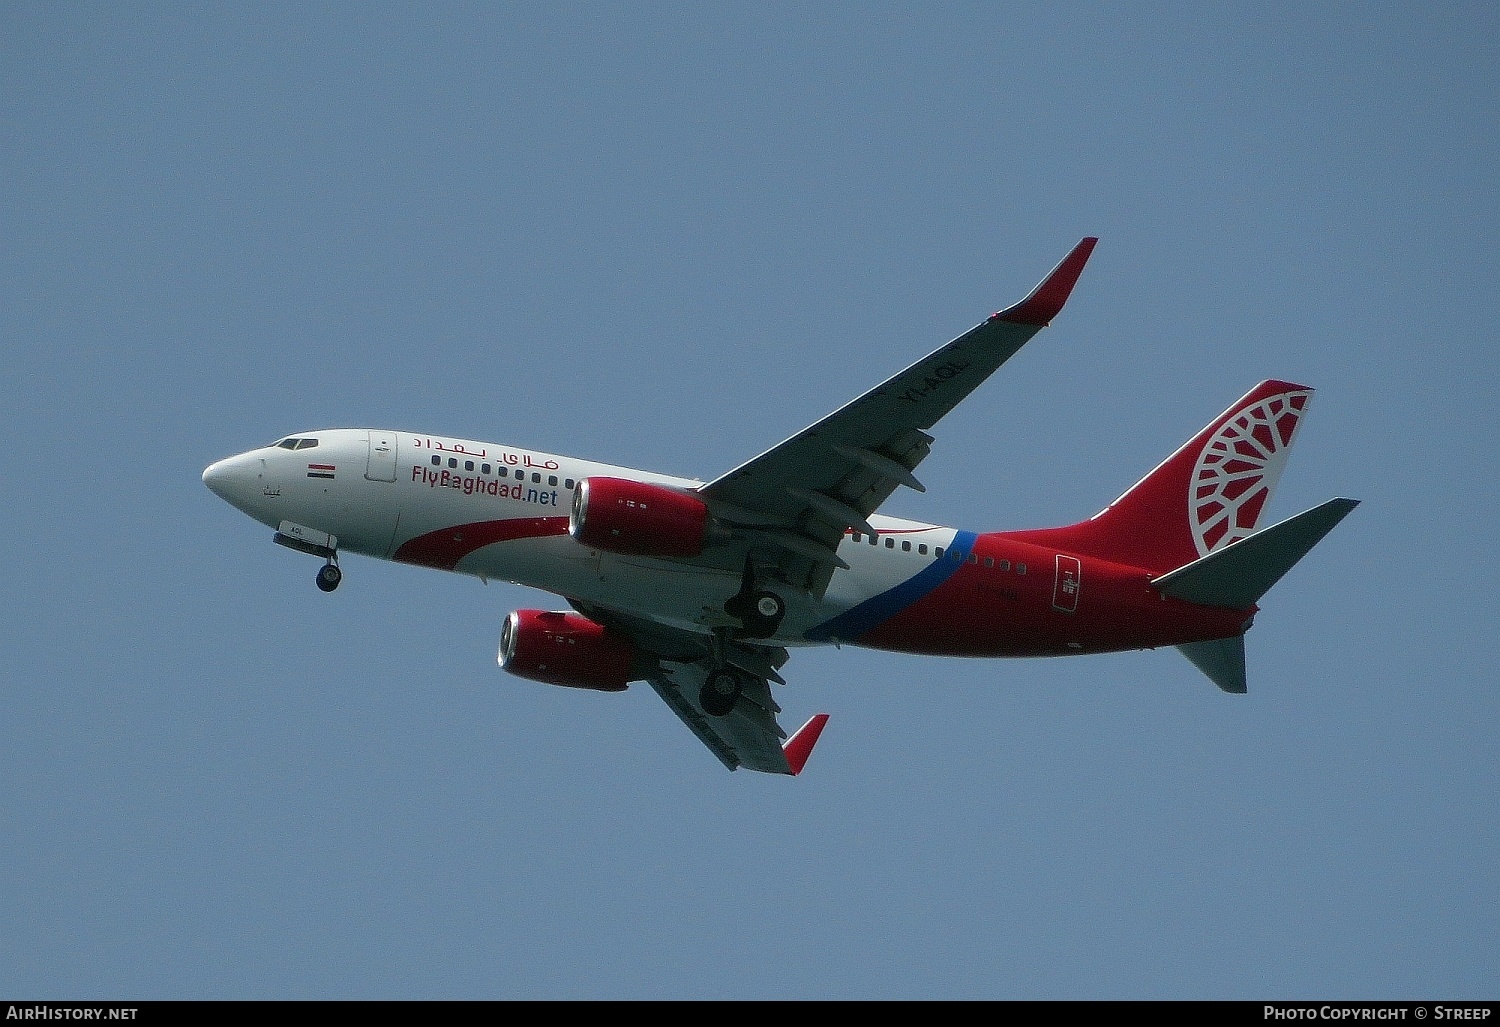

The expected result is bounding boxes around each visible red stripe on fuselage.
[858,532,1249,657]
[393,517,570,571]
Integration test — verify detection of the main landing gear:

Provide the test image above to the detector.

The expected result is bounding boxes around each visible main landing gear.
[315,559,342,592]
[700,666,744,717]
[723,556,786,640]
[696,627,747,717]
[698,559,788,716]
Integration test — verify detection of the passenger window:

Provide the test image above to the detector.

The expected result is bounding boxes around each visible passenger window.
[532,472,541,483]
[1017,563,1027,575]
[999,560,1010,571]
[918,544,927,555]
[548,475,558,486]
[482,463,491,474]
[431,455,441,466]
[515,469,524,480]
[934,547,943,558]
[465,460,474,471]
[885,538,895,548]
[968,553,978,564]
[901,540,911,552]
[984,557,994,568]
[565,479,575,490]
[448,458,457,469]
[870,534,878,545]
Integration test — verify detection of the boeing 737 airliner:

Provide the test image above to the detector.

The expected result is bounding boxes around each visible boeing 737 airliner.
[203,238,1357,774]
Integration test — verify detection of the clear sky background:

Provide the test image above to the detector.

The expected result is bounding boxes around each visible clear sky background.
[3,3,1496,1000]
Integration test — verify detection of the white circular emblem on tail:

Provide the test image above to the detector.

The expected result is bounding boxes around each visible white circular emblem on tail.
[1189,389,1311,556]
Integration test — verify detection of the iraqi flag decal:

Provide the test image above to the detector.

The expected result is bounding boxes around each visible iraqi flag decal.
[307,463,336,479]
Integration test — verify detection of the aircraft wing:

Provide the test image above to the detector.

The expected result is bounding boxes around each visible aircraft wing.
[569,599,828,774]
[646,661,826,775]
[700,237,1097,595]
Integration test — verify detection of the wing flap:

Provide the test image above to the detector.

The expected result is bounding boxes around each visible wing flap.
[647,662,797,774]
[575,600,817,774]
[646,669,745,772]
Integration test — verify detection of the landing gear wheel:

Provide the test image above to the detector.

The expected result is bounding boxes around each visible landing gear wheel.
[723,556,788,640]
[699,668,742,717]
[315,563,342,592]
[738,589,786,639]
[725,589,786,639]
[754,592,785,620]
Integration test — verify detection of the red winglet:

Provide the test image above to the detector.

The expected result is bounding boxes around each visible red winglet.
[782,713,830,776]
[993,236,1098,326]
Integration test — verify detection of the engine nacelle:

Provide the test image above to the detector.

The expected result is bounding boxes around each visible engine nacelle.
[498,610,639,692]
[569,476,710,558]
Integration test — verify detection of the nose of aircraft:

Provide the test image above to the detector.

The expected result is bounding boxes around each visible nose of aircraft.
[202,457,233,499]
[202,452,261,508]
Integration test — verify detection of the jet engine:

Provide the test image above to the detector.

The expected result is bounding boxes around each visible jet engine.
[568,476,710,558]
[498,609,643,692]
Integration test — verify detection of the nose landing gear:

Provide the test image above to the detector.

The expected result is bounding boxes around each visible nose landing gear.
[315,560,342,593]
[273,523,343,593]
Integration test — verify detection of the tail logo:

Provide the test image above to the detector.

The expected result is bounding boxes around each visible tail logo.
[1189,389,1310,556]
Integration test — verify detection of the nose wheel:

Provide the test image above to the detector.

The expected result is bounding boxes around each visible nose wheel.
[315,561,342,592]
[272,525,343,593]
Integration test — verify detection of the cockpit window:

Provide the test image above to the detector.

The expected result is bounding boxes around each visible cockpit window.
[275,438,299,449]
[294,438,319,450]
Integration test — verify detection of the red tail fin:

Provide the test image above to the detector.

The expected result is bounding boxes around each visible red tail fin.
[1006,381,1315,574]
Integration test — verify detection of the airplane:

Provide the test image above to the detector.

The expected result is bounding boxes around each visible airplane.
[202,237,1358,776]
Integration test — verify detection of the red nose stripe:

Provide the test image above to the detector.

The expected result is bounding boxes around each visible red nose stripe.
[394,517,570,571]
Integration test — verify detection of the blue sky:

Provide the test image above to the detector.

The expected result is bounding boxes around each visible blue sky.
[2,3,1495,999]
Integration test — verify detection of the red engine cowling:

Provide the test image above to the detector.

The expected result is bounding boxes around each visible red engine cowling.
[498,610,638,692]
[569,476,710,558]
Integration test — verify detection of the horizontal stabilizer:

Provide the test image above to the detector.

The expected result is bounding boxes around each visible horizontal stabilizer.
[1153,498,1359,609]
[1177,636,1247,694]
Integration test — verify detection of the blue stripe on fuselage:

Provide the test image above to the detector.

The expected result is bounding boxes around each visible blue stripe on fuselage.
[805,530,978,643]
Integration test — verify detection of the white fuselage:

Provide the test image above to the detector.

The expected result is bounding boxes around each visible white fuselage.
[203,429,961,647]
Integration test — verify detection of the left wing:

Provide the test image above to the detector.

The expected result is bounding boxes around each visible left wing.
[700,237,1097,595]
[569,599,828,774]
[648,661,827,775]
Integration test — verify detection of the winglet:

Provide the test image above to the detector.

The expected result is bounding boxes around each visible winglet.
[994,236,1098,326]
[782,713,830,776]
